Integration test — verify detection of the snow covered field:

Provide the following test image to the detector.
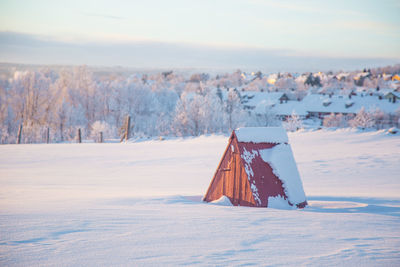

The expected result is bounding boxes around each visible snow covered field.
[1,130,400,266]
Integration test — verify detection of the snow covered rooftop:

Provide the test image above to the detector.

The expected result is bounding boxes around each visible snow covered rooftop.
[335,72,350,80]
[235,127,288,144]
[302,94,400,114]
[387,91,400,98]
[241,91,285,108]
[241,92,306,116]
[271,101,308,116]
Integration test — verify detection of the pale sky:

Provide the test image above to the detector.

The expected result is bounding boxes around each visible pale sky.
[0,0,399,71]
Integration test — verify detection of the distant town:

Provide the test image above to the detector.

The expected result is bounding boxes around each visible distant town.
[1,63,399,144]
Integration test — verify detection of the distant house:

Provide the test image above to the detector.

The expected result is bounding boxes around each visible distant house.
[279,93,289,104]
[382,73,393,81]
[345,101,354,109]
[384,92,400,103]
[302,94,400,119]
[271,101,308,120]
[241,92,288,111]
[392,74,400,82]
[322,98,332,107]
[241,90,400,121]
[336,72,350,81]
[302,94,357,118]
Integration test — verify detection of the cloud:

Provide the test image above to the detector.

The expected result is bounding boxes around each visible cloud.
[82,13,125,20]
[0,31,398,72]
[334,20,399,37]
[246,0,366,17]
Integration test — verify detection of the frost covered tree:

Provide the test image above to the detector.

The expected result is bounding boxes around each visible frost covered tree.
[173,98,190,136]
[225,88,243,131]
[153,88,178,136]
[250,107,280,127]
[9,71,53,143]
[202,88,225,133]
[246,76,269,91]
[173,87,227,136]
[173,92,204,136]
[396,108,400,128]
[370,108,389,129]
[304,74,322,87]
[349,107,375,129]
[284,111,303,132]
[0,82,12,143]
[70,66,98,129]
[275,77,297,91]
[323,113,347,128]
[90,121,115,141]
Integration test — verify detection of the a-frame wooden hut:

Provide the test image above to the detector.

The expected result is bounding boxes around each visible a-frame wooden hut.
[203,127,307,208]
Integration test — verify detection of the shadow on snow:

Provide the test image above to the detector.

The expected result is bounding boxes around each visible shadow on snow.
[104,195,400,217]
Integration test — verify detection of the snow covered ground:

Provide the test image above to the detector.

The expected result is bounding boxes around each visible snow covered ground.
[1,130,400,266]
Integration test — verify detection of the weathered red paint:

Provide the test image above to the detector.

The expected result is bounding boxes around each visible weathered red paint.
[204,131,307,208]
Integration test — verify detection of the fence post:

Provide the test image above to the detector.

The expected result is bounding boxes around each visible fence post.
[120,115,131,142]
[16,124,23,144]
[77,128,82,143]
[99,131,103,143]
[125,115,131,141]
[46,127,50,144]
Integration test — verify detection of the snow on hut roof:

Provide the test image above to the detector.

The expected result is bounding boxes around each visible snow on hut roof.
[260,144,306,205]
[235,127,288,144]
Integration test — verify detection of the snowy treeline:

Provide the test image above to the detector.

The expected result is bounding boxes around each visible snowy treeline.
[322,107,400,129]
[0,64,399,143]
[0,66,266,143]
